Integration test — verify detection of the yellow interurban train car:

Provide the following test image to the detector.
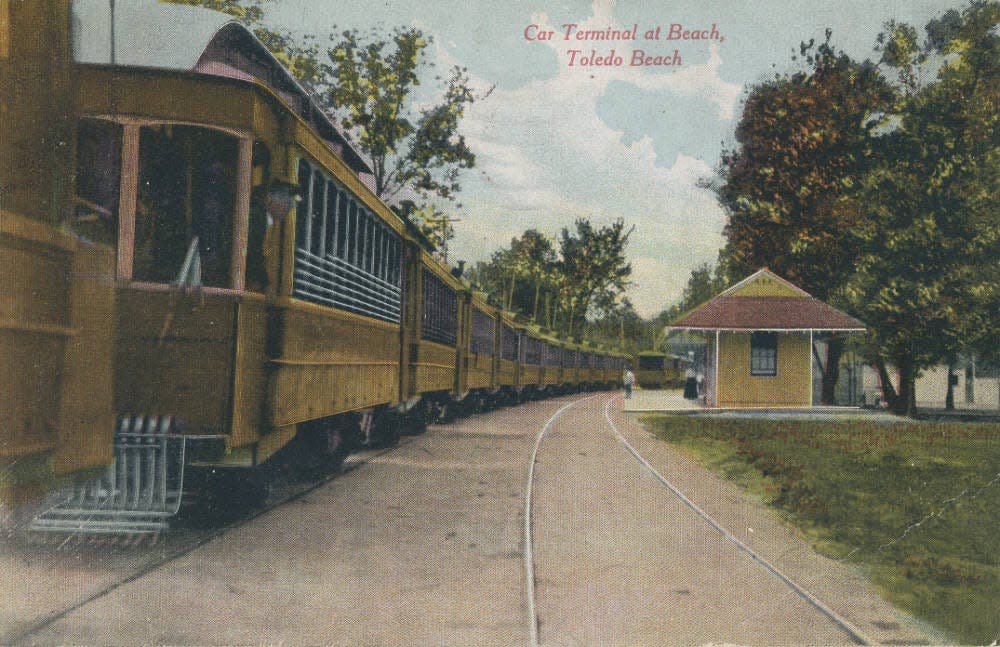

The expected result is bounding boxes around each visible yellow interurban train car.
[633,351,692,389]
[1,0,626,533]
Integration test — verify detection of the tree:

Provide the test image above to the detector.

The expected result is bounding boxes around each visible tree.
[167,2,480,253]
[556,219,633,340]
[393,200,456,259]
[324,28,477,203]
[582,299,646,355]
[711,32,895,403]
[471,230,558,323]
[844,1,1000,414]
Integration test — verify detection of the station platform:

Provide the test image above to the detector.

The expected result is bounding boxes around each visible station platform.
[620,389,901,422]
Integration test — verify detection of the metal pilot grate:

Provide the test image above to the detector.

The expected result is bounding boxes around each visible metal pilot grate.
[30,416,188,535]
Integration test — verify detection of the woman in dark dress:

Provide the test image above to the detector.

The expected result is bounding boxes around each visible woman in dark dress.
[683,367,698,400]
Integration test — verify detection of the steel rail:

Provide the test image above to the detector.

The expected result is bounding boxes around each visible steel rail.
[601,395,875,646]
[522,393,604,647]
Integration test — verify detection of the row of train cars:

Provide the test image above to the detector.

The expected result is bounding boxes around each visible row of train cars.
[1,0,632,533]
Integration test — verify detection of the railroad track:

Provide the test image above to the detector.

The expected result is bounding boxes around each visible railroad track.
[523,393,876,647]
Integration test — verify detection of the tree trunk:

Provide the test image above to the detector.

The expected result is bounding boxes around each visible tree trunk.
[821,336,844,405]
[945,359,956,411]
[875,357,899,412]
[896,353,917,417]
[532,279,541,322]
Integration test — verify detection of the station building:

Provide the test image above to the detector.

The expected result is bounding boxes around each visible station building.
[668,269,866,408]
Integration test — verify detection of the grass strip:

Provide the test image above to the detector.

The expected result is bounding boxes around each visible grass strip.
[643,414,1000,645]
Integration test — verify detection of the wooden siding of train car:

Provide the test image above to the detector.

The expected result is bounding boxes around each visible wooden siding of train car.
[465,299,496,391]
[409,253,462,396]
[1,215,116,509]
[115,290,238,437]
[580,352,598,386]
[0,0,76,226]
[0,1,116,512]
[267,302,401,425]
[518,332,543,389]
[541,341,562,386]
[497,315,518,388]
[562,347,580,386]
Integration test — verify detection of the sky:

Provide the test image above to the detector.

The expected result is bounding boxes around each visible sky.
[266,0,954,317]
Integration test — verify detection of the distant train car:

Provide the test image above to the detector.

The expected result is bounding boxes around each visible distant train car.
[634,351,691,389]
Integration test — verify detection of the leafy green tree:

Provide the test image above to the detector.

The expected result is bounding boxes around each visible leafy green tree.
[471,229,558,323]
[556,219,633,340]
[167,1,479,248]
[711,33,895,403]
[845,0,1000,414]
[392,200,456,258]
[324,28,477,203]
[582,299,646,355]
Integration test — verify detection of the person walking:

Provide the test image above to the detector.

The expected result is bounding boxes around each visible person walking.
[623,366,635,399]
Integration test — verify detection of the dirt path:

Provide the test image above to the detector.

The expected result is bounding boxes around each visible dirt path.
[5,393,943,645]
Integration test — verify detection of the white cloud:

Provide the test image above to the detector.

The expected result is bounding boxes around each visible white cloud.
[432,0,736,315]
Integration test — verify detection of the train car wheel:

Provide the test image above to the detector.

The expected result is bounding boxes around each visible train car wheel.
[327,414,363,466]
[367,408,402,448]
[402,402,429,436]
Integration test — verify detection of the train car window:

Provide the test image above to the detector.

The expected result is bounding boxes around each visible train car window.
[348,202,359,266]
[366,217,377,274]
[638,355,663,371]
[325,181,338,256]
[296,159,312,254]
[370,220,378,277]
[133,125,237,287]
[501,325,518,361]
[421,270,457,345]
[291,156,402,323]
[524,338,542,365]
[310,169,326,256]
[336,190,349,259]
[356,210,366,271]
[471,309,495,356]
[392,240,402,286]
[542,343,560,367]
[73,118,122,247]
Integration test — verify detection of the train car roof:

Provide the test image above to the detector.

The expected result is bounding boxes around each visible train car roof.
[69,0,371,175]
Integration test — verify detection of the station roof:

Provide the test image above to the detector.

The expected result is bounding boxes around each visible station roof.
[70,0,372,175]
[668,269,866,333]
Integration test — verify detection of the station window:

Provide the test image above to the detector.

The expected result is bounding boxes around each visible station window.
[73,118,122,247]
[750,332,778,376]
[133,125,237,287]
